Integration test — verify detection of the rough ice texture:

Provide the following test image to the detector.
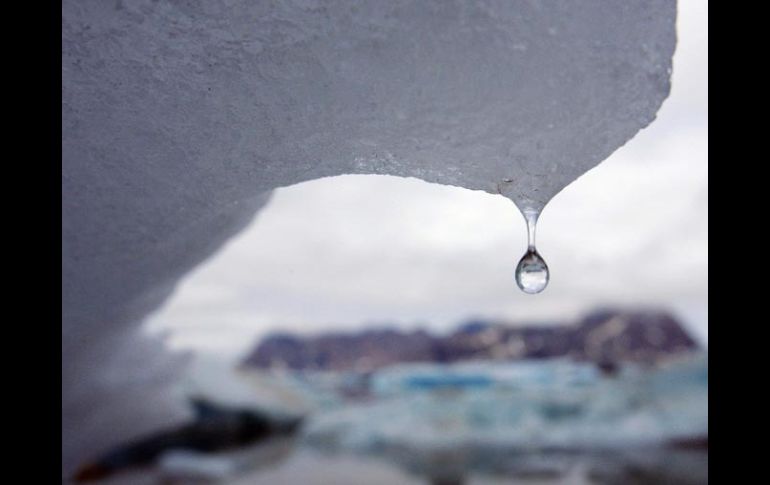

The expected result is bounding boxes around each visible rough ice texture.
[62,0,676,475]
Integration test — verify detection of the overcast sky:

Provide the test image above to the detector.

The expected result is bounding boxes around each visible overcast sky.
[144,1,707,358]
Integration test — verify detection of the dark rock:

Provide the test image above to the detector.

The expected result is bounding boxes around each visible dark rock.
[73,398,302,482]
[241,308,700,372]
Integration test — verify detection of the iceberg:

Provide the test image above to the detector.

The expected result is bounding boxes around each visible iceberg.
[302,353,708,452]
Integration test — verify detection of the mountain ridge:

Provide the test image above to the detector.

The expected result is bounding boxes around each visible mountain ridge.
[241,308,699,372]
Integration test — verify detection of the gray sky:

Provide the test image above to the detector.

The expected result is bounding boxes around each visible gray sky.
[144,0,707,357]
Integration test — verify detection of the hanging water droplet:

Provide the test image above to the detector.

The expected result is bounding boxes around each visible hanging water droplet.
[516,249,549,294]
[515,209,549,294]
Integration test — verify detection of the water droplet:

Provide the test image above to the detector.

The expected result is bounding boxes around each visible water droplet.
[515,209,549,294]
[516,249,549,294]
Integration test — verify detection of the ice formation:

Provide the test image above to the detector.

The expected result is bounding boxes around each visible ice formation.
[62,0,676,474]
[302,354,708,452]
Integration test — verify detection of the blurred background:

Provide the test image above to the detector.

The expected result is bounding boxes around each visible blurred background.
[70,1,706,484]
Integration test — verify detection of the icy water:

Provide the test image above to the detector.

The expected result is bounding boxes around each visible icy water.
[79,355,707,485]
[233,447,708,485]
[87,446,707,485]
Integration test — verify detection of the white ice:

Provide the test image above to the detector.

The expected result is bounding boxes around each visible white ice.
[62,0,676,474]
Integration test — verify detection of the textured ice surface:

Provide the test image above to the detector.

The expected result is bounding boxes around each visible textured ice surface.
[62,0,676,473]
